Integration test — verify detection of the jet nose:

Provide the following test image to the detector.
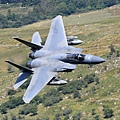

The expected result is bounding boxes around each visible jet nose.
[91,56,105,64]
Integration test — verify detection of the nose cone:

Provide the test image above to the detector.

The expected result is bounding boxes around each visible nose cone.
[91,56,105,64]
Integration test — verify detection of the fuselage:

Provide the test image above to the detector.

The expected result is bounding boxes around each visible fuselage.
[27,46,105,70]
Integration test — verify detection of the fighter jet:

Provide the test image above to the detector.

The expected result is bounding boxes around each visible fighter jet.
[67,36,83,45]
[6,15,105,103]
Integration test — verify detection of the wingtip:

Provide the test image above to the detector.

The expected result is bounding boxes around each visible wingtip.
[22,97,30,104]
[53,15,62,21]
[57,15,62,18]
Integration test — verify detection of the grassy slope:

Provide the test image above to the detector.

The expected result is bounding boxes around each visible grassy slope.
[0,3,33,15]
[0,4,120,120]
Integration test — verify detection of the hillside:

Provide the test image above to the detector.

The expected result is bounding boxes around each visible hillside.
[0,0,119,28]
[0,5,120,120]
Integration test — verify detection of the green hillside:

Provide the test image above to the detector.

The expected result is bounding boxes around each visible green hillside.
[0,0,119,28]
[0,5,120,120]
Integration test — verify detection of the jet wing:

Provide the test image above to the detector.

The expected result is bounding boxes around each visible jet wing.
[23,66,56,103]
[44,15,68,51]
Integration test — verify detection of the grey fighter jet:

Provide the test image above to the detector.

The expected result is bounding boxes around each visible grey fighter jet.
[6,15,105,103]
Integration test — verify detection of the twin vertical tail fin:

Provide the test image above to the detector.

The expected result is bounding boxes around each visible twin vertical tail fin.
[31,32,42,46]
[8,32,42,89]
[5,60,33,89]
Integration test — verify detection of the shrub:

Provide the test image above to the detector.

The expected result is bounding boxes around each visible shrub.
[19,104,37,115]
[7,89,16,96]
[73,90,81,99]
[103,106,114,118]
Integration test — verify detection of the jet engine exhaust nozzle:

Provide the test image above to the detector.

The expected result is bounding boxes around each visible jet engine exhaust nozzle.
[26,60,32,68]
[29,52,35,59]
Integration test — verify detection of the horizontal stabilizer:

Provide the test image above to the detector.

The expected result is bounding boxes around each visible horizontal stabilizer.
[14,72,31,89]
[5,60,33,89]
[13,37,42,51]
[5,60,33,73]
